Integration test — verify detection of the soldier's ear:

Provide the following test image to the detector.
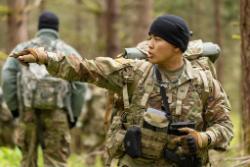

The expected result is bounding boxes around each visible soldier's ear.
[174,47,182,54]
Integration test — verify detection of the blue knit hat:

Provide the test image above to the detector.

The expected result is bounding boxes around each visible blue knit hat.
[38,11,59,31]
[149,14,190,52]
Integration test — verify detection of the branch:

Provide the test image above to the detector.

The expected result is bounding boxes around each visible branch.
[82,0,105,15]
[24,0,43,13]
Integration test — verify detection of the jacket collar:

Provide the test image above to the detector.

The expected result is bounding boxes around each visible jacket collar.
[154,58,195,89]
[35,29,59,40]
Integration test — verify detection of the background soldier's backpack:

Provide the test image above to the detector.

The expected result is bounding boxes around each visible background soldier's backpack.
[17,63,70,111]
[15,38,73,113]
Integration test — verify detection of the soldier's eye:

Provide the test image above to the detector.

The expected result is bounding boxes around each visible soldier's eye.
[147,36,152,40]
[154,36,163,41]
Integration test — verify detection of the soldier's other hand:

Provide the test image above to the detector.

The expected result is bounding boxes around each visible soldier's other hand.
[177,128,209,154]
[10,47,48,64]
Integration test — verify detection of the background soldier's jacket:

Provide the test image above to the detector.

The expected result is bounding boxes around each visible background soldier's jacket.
[43,52,233,165]
[2,29,86,118]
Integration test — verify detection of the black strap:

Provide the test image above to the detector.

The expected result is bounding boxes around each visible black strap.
[34,109,46,149]
[154,65,172,122]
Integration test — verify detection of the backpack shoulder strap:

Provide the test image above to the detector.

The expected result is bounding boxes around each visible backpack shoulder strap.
[175,83,190,116]
[197,69,213,131]
[122,61,153,109]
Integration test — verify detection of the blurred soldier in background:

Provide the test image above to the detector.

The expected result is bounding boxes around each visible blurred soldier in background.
[1,11,86,167]
[71,84,108,166]
[0,87,16,148]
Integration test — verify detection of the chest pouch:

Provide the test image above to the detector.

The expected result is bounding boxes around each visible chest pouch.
[124,108,170,159]
[143,107,169,128]
[124,126,142,158]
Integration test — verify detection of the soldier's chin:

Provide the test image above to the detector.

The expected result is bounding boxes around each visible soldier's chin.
[148,57,157,64]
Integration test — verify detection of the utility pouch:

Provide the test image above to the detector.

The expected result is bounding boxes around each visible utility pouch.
[124,126,142,158]
[168,121,196,136]
[139,108,169,159]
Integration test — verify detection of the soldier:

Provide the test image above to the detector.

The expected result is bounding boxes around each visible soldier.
[75,84,108,165]
[13,14,233,167]
[0,87,16,148]
[2,11,86,167]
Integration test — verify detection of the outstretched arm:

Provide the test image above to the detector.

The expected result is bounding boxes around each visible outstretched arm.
[11,48,136,93]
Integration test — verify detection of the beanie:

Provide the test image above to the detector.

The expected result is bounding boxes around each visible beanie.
[38,11,59,31]
[149,14,190,52]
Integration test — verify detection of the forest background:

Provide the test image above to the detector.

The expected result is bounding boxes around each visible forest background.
[0,0,243,166]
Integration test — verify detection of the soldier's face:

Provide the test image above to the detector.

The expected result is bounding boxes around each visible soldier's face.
[147,35,177,65]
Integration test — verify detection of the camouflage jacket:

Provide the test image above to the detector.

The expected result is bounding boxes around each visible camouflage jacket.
[45,54,233,164]
[2,29,86,117]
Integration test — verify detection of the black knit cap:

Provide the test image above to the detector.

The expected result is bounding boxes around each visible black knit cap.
[38,11,59,31]
[149,14,190,52]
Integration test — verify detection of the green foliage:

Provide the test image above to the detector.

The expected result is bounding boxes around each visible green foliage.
[154,0,189,16]
[0,147,22,167]
[0,147,104,167]
[82,0,103,14]
[0,51,7,61]
[68,154,85,167]
[223,0,240,22]
[232,34,241,40]
[0,5,9,15]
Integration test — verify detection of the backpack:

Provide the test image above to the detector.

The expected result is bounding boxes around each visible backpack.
[183,39,219,79]
[16,38,71,111]
[17,63,70,110]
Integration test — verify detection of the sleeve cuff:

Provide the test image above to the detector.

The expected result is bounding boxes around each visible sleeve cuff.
[205,130,217,146]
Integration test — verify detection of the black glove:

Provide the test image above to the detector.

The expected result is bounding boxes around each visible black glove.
[68,116,78,129]
[11,109,19,119]
[183,135,197,154]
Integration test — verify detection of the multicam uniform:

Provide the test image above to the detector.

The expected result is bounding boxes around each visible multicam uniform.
[0,87,16,148]
[2,29,85,167]
[75,84,108,165]
[41,52,233,166]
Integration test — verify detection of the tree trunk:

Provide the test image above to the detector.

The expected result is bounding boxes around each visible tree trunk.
[240,0,250,155]
[95,0,107,55]
[132,0,153,45]
[194,1,202,37]
[106,0,120,58]
[7,0,28,52]
[40,0,47,12]
[188,0,195,36]
[214,0,224,82]
[74,0,84,55]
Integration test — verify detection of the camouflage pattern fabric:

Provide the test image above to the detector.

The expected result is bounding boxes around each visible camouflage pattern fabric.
[2,29,83,167]
[0,87,16,148]
[15,109,70,167]
[18,64,70,111]
[71,84,107,166]
[37,52,233,166]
